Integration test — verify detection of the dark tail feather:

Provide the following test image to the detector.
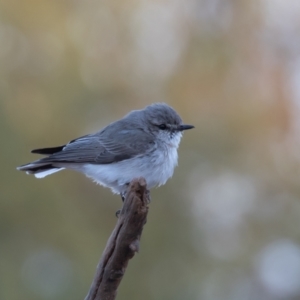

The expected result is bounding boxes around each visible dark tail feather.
[31,145,65,155]
[17,163,54,173]
[18,145,66,178]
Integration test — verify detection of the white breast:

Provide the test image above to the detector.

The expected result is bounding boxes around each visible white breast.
[81,132,182,194]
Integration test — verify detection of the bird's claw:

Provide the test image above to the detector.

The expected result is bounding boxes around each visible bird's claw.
[145,189,151,203]
[115,209,121,218]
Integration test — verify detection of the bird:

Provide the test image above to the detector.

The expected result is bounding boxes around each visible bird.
[17,103,194,197]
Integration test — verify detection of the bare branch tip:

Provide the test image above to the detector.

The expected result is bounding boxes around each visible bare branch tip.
[128,177,147,196]
[138,177,147,187]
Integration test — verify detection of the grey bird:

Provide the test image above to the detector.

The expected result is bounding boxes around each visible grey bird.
[17,103,194,196]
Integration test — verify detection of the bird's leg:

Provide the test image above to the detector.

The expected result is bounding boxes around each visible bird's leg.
[120,191,126,202]
[116,183,130,217]
[115,193,124,217]
[145,188,151,203]
[115,209,121,218]
[120,182,130,202]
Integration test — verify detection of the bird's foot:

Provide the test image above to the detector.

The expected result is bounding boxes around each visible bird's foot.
[120,191,127,202]
[115,209,121,218]
[120,182,130,202]
[145,189,151,203]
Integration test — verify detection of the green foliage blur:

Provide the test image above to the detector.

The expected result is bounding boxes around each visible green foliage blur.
[1,0,300,299]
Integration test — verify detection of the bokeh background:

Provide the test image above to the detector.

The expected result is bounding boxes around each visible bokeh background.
[1,0,300,299]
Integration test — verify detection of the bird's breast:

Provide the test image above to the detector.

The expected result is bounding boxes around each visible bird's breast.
[146,139,180,187]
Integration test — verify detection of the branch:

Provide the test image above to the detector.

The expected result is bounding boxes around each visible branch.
[85,178,150,300]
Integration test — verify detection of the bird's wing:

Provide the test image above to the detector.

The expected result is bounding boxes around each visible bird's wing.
[39,128,155,164]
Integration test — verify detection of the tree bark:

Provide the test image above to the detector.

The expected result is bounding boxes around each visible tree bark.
[85,178,150,300]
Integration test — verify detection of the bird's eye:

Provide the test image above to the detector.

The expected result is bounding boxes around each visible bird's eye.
[158,124,167,130]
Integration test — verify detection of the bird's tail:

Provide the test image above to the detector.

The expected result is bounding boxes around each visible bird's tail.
[17,162,64,178]
[17,145,66,178]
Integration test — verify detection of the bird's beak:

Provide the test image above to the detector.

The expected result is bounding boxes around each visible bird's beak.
[178,124,194,131]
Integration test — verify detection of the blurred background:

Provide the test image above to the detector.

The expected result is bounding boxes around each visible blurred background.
[1,0,300,299]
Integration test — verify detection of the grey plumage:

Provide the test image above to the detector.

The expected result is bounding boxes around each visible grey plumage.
[17,103,194,194]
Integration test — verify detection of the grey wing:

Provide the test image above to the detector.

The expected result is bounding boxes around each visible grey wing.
[39,130,155,164]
